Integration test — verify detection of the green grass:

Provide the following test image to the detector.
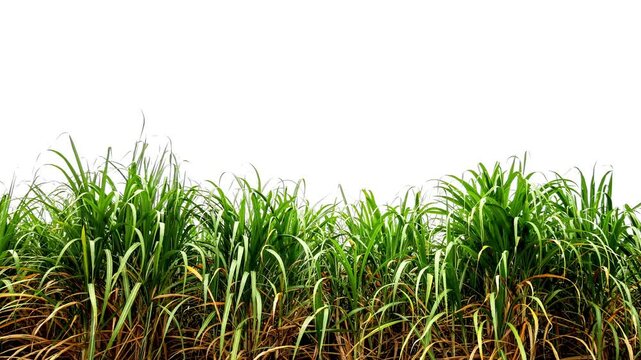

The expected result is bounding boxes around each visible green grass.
[0,138,640,359]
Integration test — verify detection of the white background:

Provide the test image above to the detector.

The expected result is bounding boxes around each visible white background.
[1,2,640,205]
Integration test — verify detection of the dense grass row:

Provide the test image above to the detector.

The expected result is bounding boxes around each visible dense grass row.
[1,138,640,359]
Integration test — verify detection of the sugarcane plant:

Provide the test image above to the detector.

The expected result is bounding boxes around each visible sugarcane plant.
[0,138,639,359]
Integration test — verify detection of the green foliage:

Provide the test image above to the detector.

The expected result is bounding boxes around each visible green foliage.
[1,138,640,359]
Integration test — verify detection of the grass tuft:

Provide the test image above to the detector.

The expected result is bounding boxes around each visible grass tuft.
[0,138,639,359]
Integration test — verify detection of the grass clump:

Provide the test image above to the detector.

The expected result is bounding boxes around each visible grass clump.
[0,138,640,359]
